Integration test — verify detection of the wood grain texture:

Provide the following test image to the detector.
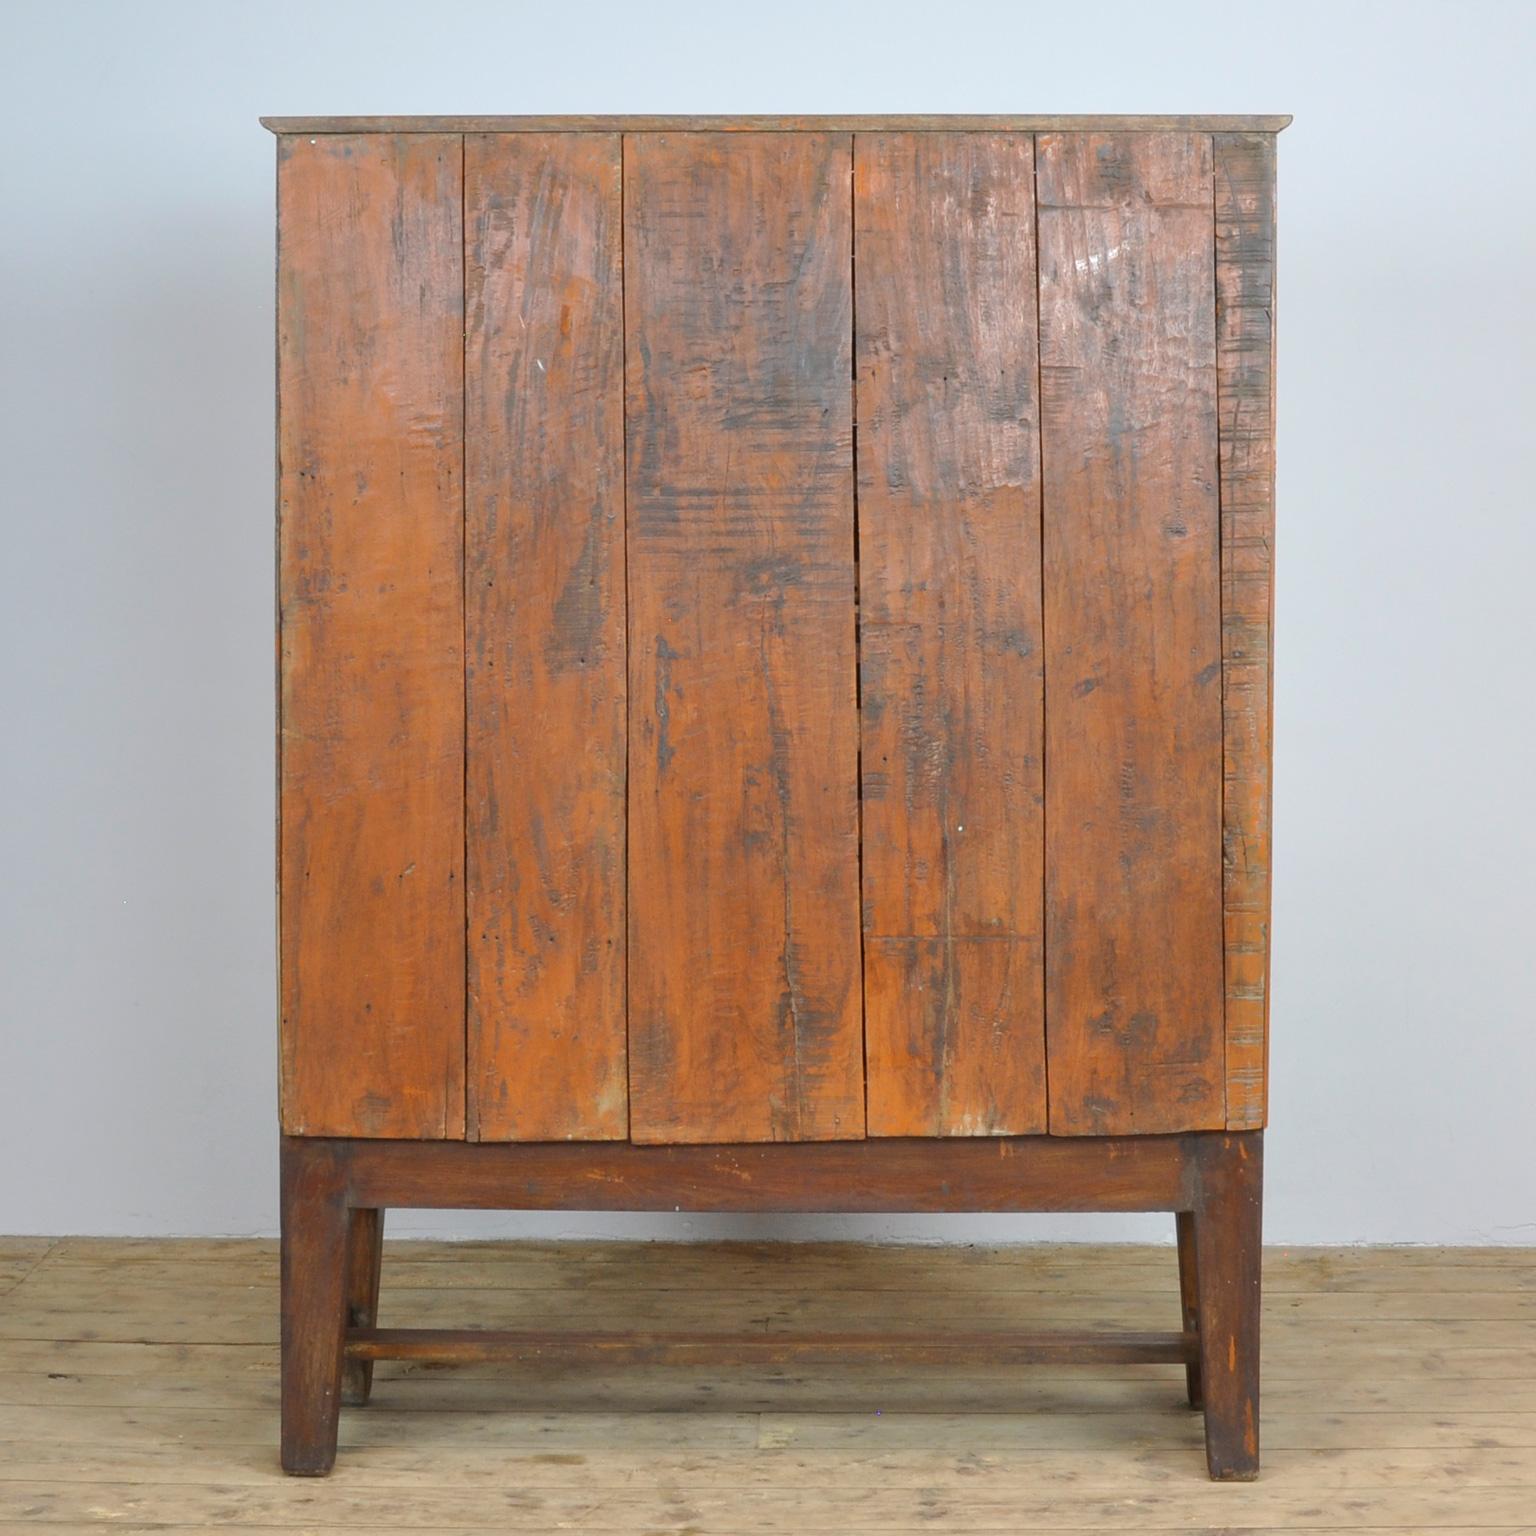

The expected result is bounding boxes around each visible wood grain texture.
[1192,1132,1264,1478]
[624,132,863,1144]
[464,133,627,1142]
[16,1236,1536,1526]
[333,1132,1196,1213]
[1215,133,1278,1131]
[278,1139,349,1473]
[854,133,1046,1137]
[864,939,1043,1137]
[277,134,465,1139]
[1037,132,1225,1135]
[24,1236,1536,1525]
[348,1327,1196,1367]
[338,1208,383,1407]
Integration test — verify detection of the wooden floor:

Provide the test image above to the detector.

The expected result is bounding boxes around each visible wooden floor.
[0,1236,1531,1532]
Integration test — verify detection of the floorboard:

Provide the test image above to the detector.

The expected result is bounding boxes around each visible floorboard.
[0,1237,1531,1531]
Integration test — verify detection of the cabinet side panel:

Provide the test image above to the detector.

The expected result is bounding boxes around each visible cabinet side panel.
[278,134,466,1139]
[625,132,864,1144]
[1215,133,1277,1130]
[854,133,1047,1136]
[1038,132,1225,1135]
[464,134,628,1141]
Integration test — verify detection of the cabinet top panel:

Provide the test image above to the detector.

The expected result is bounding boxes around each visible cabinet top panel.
[262,113,1291,136]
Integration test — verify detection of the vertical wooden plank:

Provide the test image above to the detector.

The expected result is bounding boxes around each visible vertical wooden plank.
[1037,132,1224,1135]
[1215,133,1277,1131]
[277,134,465,1139]
[854,133,1046,1136]
[464,134,627,1141]
[625,132,863,1144]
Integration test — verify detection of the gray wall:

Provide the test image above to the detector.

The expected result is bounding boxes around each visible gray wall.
[3,0,1533,1243]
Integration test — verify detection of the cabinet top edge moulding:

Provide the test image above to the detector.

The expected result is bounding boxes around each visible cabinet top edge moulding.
[262,112,1292,135]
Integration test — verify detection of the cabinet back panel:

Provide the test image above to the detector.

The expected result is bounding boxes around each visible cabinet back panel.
[274,123,1276,1142]
[277,135,466,1138]
[854,133,1047,1137]
[464,133,628,1142]
[622,133,865,1145]
[1037,132,1225,1134]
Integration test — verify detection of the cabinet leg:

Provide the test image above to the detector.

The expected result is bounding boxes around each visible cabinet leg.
[280,1139,351,1475]
[1191,1132,1263,1480]
[340,1208,385,1406]
[1175,1210,1202,1408]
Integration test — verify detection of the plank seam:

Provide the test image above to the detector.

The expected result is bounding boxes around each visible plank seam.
[459,132,470,1144]
[850,132,869,1142]
[620,133,633,1144]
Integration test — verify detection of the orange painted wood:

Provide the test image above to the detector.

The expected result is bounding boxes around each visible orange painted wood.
[864,938,1044,1135]
[1037,132,1225,1135]
[624,132,864,1144]
[1215,133,1278,1131]
[464,133,628,1141]
[277,134,465,1139]
[854,133,1047,1136]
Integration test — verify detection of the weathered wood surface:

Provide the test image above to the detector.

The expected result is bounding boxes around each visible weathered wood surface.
[339,1208,384,1406]
[277,134,465,1139]
[1215,132,1279,1131]
[348,1327,1195,1366]
[278,1140,349,1473]
[623,132,863,1144]
[464,133,628,1141]
[1175,1209,1202,1407]
[1036,132,1225,1135]
[334,1132,1193,1213]
[1191,1133,1264,1478]
[5,1235,1535,1530]
[854,132,1047,1138]
[25,1238,1536,1298]
[263,114,1294,135]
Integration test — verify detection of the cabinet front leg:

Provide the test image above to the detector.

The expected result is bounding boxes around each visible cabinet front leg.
[280,1138,352,1475]
[340,1208,385,1406]
[1191,1132,1263,1480]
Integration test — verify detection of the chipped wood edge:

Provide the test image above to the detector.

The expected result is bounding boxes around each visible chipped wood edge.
[1215,133,1277,1131]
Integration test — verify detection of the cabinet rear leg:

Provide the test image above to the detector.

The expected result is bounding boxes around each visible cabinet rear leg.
[280,1138,351,1475]
[1191,1132,1263,1480]
[340,1208,385,1406]
[1175,1210,1202,1408]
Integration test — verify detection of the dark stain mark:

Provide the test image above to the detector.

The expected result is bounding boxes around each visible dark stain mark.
[654,634,680,775]
[545,516,606,674]
[736,553,805,599]
[1195,659,1222,687]
[1087,1007,1159,1052]
[352,1091,392,1135]
[1073,676,1102,698]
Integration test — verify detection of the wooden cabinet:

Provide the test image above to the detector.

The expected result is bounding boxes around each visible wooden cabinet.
[269,113,1283,1480]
